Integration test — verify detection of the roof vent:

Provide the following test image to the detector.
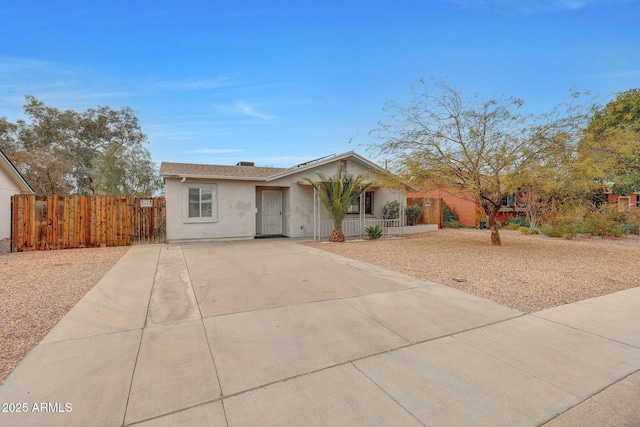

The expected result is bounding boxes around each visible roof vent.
[236,161,255,167]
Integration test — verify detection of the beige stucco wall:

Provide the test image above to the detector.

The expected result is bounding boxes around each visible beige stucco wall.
[0,167,22,239]
[164,158,404,242]
[0,166,25,239]
[165,178,258,242]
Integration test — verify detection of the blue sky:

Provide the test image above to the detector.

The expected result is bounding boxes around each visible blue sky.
[1,0,639,167]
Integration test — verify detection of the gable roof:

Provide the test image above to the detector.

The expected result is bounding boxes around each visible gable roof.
[265,151,384,181]
[0,148,34,194]
[159,162,286,180]
[159,151,386,182]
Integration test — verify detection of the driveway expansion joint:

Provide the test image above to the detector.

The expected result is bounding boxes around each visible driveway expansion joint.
[3,242,638,426]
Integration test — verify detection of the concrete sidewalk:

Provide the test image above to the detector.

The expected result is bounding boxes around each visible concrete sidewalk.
[1,240,639,426]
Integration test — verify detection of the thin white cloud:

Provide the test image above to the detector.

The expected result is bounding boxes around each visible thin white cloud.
[235,101,276,120]
[592,70,640,79]
[185,148,246,154]
[153,76,239,90]
[250,155,326,167]
[441,0,634,13]
[0,56,137,118]
[0,57,49,75]
[215,101,275,120]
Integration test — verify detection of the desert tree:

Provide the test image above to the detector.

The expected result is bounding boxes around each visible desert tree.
[578,88,640,197]
[0,96,162,196]
[369,80,590,245]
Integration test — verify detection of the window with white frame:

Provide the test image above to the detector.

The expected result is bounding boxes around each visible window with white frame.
[184,184,217,222]
[347,191,374,215]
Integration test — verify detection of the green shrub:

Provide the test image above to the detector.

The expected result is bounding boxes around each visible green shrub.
[443,202,458,223]
[541,224,577,239]
[445,220,463,228]
[507,216,529,227]
[505,224,519,230]
[541,224,562,238]
[607,225,625,238]
[563,224,578,239]
[406,205,423,226]
[519,227,539,235]
[383,201,400,220]
[579,218,599,235]
[580,204,626,237]
[365,225,383,239]
[627,211,640,235]
[539,202,635,239]
[623,221,640,235]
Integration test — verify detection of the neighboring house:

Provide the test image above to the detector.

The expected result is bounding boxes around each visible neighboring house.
[607,193,640,212]
[159,151,406,242]
[408,187,526,227]
[411,186,640,227]
[0,149,34,240]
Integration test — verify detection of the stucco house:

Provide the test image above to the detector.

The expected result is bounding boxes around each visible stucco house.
[159,151,407,242]
[0,149,34,240]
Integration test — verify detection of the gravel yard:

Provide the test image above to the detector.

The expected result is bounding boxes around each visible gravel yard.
[305,228,640,314]
[0,246,129,384]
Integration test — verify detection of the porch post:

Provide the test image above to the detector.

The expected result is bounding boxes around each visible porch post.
[360,190,365,237]
[313,187,317,241]
[399,190,405,236]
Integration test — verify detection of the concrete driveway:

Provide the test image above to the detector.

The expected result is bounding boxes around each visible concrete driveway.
[1,240,639,426]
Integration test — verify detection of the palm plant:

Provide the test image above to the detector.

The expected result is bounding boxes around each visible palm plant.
[305,167,372,242]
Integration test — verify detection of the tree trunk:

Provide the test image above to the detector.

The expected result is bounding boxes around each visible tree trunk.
[329,228,345,242]
[488,207,502,246]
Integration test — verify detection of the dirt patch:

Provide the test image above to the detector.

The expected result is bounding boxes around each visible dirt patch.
[305,228,640,314]
[0,246,130,384]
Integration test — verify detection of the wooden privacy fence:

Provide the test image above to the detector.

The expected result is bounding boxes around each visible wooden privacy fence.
[11,195,166,252]
[407,197,444,228]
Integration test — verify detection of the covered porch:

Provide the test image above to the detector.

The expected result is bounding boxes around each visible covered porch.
[310,185,408,240]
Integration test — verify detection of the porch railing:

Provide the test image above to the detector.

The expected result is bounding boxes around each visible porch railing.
[317,218,402,239]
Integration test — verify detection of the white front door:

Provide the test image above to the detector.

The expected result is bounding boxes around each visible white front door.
[262,190,282,235]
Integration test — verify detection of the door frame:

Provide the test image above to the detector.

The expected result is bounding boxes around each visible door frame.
[618,196,631,212]
[261,189,283,235]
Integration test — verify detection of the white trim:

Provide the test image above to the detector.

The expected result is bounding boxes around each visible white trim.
[618,196,631,212]
[0,148,34,194]
[313,187,318,241]
[161,151,416,191]
[266,151,383,182]
[183,182,218,223]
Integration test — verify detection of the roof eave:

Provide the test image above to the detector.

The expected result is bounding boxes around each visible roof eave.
[0,149,35,194]
[161,173,268,181]
[264,151,386,182]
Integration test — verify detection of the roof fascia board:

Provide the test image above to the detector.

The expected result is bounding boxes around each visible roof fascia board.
[161,173,268,181]
[265,151,385,182]
[0,148,34,194]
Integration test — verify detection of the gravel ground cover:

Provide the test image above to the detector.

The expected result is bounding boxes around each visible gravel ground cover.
[305,228,640,314]
[0,246,129,384]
